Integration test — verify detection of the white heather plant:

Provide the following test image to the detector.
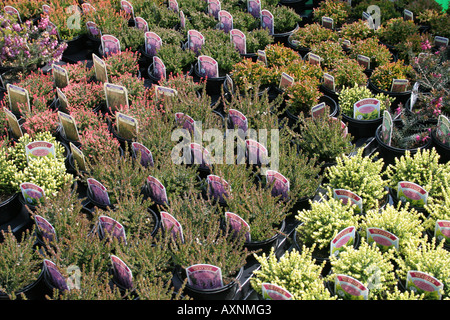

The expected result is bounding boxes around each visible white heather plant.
[324,148,388,212]
[251,247,336,300]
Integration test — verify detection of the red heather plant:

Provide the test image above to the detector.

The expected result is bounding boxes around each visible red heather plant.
[15,70,55,105]
[62,80,105,111]
[68,107,106,133]
[22,109,59,138]
[327,57,368,93]
[103,49,140,78]
[64,60,95,83]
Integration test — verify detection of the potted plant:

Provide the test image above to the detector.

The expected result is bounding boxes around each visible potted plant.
[312,0,352,29]
[1,0,44,22]
[264,42,301,69]
[350,0,401,26]
[0,142,21,226]
[283,75,323,120]
[339,19,376,42]
[287,22,338,57]
[377,17,419,53]
[103,49,140,79]
[264,4,302,44]
[60,79,105,113]
[137,2,181,29]
[250,247,335,300]
[348,37,395,75]
[227,58,275,95]
[153,42,197,78]
[309,40,347,70]
[242,28,275,59]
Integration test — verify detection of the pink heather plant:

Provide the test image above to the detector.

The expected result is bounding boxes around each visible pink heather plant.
[103,49,140,78]
[79,124,121,164]
[22,108,59,138]
[62,80,105,112]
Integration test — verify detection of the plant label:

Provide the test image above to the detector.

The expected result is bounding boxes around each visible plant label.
[357,54,371,70]
[245,139,268,166]
[406,271,443,300]
[228,109,248,132]
[47,20,61,41]
[208,0,221,19]
[104,83,129,113]
[247,0,261,19]
[144,31,162,57]
[160,211,184,243]
[92,53,108,83]
[43,259,69,292]
[218,10,233,34]
[434,36,449,48]
[58,111,80,142]
[257,49,267,66]
[87,178,111,207]
[279,72,294,90]
[334,274,369,300]
[206,174,230,204]
[186,264,224,290]
[69,142,87,172]
[397,181,428,208]
[311,102,327,118]
[25,141,55,162]
[82,3,96,14]
[146,175,168,205]
[116,112,138,140]
[333,189,363,213]
[154,85,178,99]
[42,4,51,15]
[190,142,211,169]
[308,53,321,66]
[131,142,153,168]
[225,74,234,93]
[101,34,121,56]
[435,220,450,246]
[261,283,293,300]
[381,110,393,146]
[4,6,21,23]
[52,64,69,88]
[322,16,334,29]
[168,0,179,13]
[34,215,56,243]
[390,79,409,93]
[3,107,23,139]
[362,11,375,30]
[187,30,205,55]
[323,73,335,91]
[98,215,127,244]
[175,112,195,134]
[110,255,133,290]
[330,226,356,257]
[266,170,290,201]
[230,29,246,55]
[152,56,166,81]
[403,9,413,21]
[260,10,274,35]
[409,81,419,110]
[7,84,30,115]
[56,87,69,113]
[330,116,349,137]
[180,10,186,29]
[366,227,399,252]
[134,17,149,32]
[120,0,135,19]
[197,55,219,79]
[436,114,450,146]
[341,39,351,50]
[354,98,380,120]
[225,211,251,242]
[20,182,46,206]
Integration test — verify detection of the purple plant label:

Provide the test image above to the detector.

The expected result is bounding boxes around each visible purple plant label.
[34,215,56,243]
[86,21,101,39]
[134,17,149,32]
[330,226,356,257]
[69,142,87,172]
[323,73,335,92]
[110,255,133,290]
[308,53,321,66]
[146,175,168,205]
[7,84,30,114]
[406,271,443,300]
[20,182,45,206]
[247,0,261,19]
[261,283,293,300]
[228,109,248,132]
[120,0,135,19]
[260,9,274,35]
[245,139,268,166]
[322,16,334,29]
[42,4,51,15]
[366,227,399,252]
[180,11,186,29]
[168,0,179,13]
[144,31,162,57]
[154,85,178,99]
[190,143,211,169]
[403,9,413,21]
[341,39,351,50]
[397,181,428,208]
[225,211,251,242]
[152,56,166,81]
[381,110,393,146]
[266,170,290,201]
[160,211,184,243]
[104,83,129,113]
[52,64,69,88]
[92,53,108,83]
[311,102,327,118]
[98,215,127,244]
[218,10,233,34]
[131,142,153,168]
[4,6,21,23]
[279,72,294,90]
[335,274,368,300]
[436,115,450,146]
[207,174,230,203]
[186,264,224,290]
[357,54,371,70]
[230,29,246,55]
[198,55,219,79]
[25,141,55,161]
[188,30,205,55]
[82,3,96,14]
[354,98,380,120]
[87,178,111,207]
[332,189,362,213]
[43,260,69,292]
[434,36,449,48]
[58,111,80,142]
[390,79,409,93]
[175,112,195,134]
[3,107,23,139]
[435,220,450,246]
[257,50,267,66]
[208,0,221,19]
[101,34,121,56]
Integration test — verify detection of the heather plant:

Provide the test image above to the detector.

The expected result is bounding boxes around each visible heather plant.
[103,49,140,78]
[288,23,338,49]
[349,38,393,70]
[339,20,375,42]
[251,247,335,300]
[385,286,425,300]
[182,11,218,31]
[350,0,401,24]
[63,60,95,83]
[244,28,274,54]
[284,76,322,116]
[150,26,184,46]
[265,4,302,34]
[13,70,55,106]
[135,276,188,300]
[423,175,450,234]
[22,108,59,138]
[45,0,87,41]
[109,72,146,102]
[264,43,300,68]
[229,58,275,92]
[370,60,414,92]
[1,0,44,21]
[138,2,180,29]
[326,57,368,93]
[0,144,19,199]
[227,10,259,32]
[62,79,105,112]
[394,30,433,64]
[156,43,197,76]
[309,40,346,69]
[378,17,418,48]
[78,124,122,164]
[313,0,351,27]
[279,57,324,83]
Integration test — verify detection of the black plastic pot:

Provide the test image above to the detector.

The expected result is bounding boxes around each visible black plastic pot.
[368,79,411,109]
[431,128,450,164]
[286,35,311,58]
[341,112,383,141]
[0,266,50,300]
[0,193,22,226]
[193,62,227,96]
[279,0,309,14]
[62,34,88,57]
[244,219,286,258]
[272,24,300,46]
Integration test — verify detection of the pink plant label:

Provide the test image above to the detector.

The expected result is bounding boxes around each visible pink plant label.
[186,264,224,290]
[7,84,30,114]
[390,79,409,93]
[208,0,221,19]
[330,226,356,257]
[82,3,96,14]
[190,142,212,169]
[134,17,149,32]
[246,139,268,166]
[120,0,135,19]
[260,10,274,35]
[4,6,21,23]
[435,220,450,245]
[266,170,290,202]
[333,189,362,213]
[20,182,46,206]
[279,72,294,90]
[146,175,168,205]
[43,259,69,292]
[335,274,368,300]
[366,227,399,252]
[101,35,121,56]
[87,178,111,206]
[69,142,87,172]
[25,141,55,160]
[406,271,443,300]
[175,112,195,134]
[86,21,101,39]
[187,30,205,55]
[323,73,335,91]
[34,215,56,243]
[58,111,80,142]
[198,55,219,79]
[111,255,133,290]
[3,107,23,139]
[160,211,184,243]
[322,16,334,29]
[131,142,153,168]
[168,0,179,13]
[436,115,450,146]
[145,31,162,57]
[381,110,393,146]
[218,10,233,34]
[397,181,428,208]
[311,102,327,118]
[207,174,230,203]
[228,109,248,132]
[353,98,380,120]
[230,29,246,55]
[247,0,261,19]
[261,283,293,300]
[225,211,251,242]
[98,215,127,244]
[152,56,166,81]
